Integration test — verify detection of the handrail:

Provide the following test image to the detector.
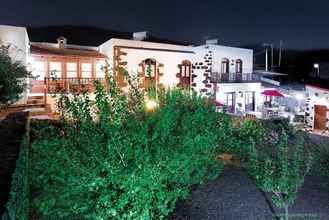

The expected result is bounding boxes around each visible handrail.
[210,72,260,83]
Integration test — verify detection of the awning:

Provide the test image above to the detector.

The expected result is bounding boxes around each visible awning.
[261,90,284,97]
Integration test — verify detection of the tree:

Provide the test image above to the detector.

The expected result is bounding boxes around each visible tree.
[247,127,311,220]
[0,45,32,106]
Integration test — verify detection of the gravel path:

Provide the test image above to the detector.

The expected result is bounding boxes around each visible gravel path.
[0,112,28,216]
[169,167,329,220]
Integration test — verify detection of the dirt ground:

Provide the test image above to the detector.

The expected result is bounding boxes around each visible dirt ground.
[169,166,329,220]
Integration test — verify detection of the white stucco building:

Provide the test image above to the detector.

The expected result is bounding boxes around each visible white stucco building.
[100,37,260,114]
[0,25,261,115]
[305,85,329,130]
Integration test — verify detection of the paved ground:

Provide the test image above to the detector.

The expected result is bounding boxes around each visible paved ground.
[169,167,329,220]
[0,112,28,216]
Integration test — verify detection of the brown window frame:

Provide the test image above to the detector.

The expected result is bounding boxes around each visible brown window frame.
[221,58,229,74]
[236,59,243,73]
[143,58,157,79]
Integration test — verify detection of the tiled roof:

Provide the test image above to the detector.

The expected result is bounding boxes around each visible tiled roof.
[30,44,107,58]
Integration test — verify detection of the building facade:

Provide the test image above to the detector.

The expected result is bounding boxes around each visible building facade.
[0,25,261,114]
[305,85,329,131]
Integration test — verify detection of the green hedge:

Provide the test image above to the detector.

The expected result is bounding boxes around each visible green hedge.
[29,88,226,220]
[2,135,30,220]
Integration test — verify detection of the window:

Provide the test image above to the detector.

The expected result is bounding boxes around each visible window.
[49,62,62,78]
[139,58,158,90]
[144,59,156,78]
[178,60,192,87]
[180,60,191,77]
[224,92,235,113]
[96,60,106,78]
[245,91,255,111]
[33,61,45,80]
[66,62,77,78]
[221,58,229,74]
[81,63,92,78]
[236,59,242,73]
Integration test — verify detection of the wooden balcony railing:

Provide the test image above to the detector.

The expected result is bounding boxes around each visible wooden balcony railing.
[45,77,106,94]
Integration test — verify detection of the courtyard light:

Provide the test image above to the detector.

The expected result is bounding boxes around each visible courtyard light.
[145,99,157,112]
[313,63,320,77]
[313,63,319,69]
[295,93,304,100]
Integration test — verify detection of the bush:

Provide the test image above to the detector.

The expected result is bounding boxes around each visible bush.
[245,125,311,220]
[30,73,225,219]
[315,143,329,190]
[3,136,30,220]
[0,45,32,106]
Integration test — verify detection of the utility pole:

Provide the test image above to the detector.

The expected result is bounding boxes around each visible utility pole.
[263,43,272,72]
[278,40,282,67]
[263,43,269,72]
[271,44,274,70]
[265,46,268,71]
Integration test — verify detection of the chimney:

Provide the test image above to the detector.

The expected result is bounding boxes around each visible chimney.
[57,36,67,48]
[205,39,218,45]
[133,31,148,41]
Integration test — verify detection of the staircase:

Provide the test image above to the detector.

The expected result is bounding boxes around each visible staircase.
[24,95,49,117]
[26,95,45,106]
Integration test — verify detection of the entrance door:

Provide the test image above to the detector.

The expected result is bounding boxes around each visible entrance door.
[31,60,46,93]
[245,91,255,111]
[225,92,235,113]
[314,105,327,130]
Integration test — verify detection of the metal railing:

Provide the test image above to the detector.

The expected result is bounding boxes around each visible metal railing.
[44,77,106,93]
[210,72,260,83]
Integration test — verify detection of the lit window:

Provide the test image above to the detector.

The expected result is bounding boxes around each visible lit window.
[142,59,156,78]
[81,63,92,78]
[96,61,105,78]
[145,64,155,78]
[49,62,62,78]
[66,62,77,78]
[33,61,45,80]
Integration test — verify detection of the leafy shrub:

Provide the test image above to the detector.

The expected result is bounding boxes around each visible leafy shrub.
[0,45,32,106]
[30,72,225,219]
[314,143,329,190]
[246,125,311,220]
[3,136,30,220]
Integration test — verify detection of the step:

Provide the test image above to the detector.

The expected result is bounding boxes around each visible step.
[23,108,47,116]
[27,99,44,104]
[27,100,44,105]
[8,103,45,109]
[27,95,44,100]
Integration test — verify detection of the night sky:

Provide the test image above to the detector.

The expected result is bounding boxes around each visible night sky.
[1,0,329,49]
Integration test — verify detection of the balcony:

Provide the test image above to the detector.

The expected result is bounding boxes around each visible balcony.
[210,72,260,83]
[45,77,107,94]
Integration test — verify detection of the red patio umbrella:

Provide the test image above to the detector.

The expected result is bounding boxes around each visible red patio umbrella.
[215,100,224,106]
[261,90,284,97]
